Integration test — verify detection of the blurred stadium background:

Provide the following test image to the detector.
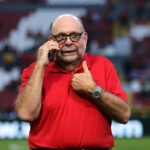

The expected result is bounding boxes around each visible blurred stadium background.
[0,0,150,150]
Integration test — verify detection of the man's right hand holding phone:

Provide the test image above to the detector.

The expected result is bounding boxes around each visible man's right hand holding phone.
[36,37,60,66]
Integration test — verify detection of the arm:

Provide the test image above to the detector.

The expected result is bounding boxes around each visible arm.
[71,61,130,124]
[15,40,60,122]
[91,88,130,124]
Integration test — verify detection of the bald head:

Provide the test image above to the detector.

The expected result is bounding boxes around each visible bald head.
[50,14,85,34]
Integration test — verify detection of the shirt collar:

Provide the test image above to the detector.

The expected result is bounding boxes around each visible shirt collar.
[47,53,91,74]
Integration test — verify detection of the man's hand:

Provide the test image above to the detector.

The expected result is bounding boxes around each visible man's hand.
[71,61,97,94]
[37,37,60,66]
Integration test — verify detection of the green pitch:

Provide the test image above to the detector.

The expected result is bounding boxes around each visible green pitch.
[0,137,150,150]
[0,139,29,150]
[113,137,150,150]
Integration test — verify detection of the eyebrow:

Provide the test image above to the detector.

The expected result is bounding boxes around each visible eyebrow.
[54,31,83,36]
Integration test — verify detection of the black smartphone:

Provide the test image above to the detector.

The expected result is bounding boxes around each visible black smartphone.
[48,36,57,62]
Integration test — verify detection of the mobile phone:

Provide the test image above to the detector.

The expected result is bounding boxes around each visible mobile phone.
[48,36,57,62]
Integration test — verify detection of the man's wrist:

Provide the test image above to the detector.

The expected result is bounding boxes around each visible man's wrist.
[36,61,46,68]
[91,86,101,99]
[87,82,98,94]
[87,83,101,100]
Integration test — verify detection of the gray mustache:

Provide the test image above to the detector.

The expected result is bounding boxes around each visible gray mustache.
[61,47,77,51]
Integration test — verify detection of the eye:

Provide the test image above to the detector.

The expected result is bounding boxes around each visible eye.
[56,34,66,40]
[70,33,80,41]
[70,33,79,38]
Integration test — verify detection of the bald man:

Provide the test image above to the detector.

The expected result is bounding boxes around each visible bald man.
[15,14,130,150]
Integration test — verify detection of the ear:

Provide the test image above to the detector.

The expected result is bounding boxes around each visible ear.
[83,32,88,44]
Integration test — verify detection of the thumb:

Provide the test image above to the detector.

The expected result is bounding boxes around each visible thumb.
[82,61,89,73]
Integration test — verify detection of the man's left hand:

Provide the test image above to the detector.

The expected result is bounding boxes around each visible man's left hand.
[71,61,97,94]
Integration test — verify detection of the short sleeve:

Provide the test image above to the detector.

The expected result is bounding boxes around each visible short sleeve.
[105,60,128,103]
[13,63,35,104]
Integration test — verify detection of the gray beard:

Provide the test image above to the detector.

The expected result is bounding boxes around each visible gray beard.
[56,52,83,66]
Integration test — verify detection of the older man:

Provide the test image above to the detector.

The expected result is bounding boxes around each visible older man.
[15,14,130,150]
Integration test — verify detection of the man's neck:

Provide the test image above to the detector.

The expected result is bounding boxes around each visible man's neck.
[57,60,82,74]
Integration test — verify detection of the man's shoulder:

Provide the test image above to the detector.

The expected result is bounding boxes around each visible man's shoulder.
[22,62,36,75]
[86,53,112,64]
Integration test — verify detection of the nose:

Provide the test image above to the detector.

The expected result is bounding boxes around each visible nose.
[65,36,72,45]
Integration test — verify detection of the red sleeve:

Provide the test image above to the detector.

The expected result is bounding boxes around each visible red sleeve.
[13,63,36,104]
[105,59,128,103]
[19,63,36,93]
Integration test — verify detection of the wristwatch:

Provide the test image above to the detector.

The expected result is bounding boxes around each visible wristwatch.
[92,86,101,99]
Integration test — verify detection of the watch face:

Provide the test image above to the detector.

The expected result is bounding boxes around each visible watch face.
[92,86,101,99]
[95,91,100,97]
[93,90,100,99]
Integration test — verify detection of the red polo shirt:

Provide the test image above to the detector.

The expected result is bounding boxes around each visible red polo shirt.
[18,53,128,149]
